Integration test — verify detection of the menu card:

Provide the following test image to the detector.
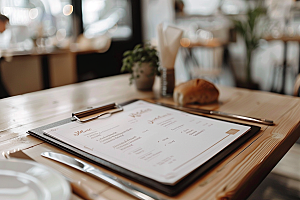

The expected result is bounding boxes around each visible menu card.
[44,100,251,185]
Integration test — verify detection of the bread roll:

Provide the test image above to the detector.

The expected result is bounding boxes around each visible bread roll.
[173,79,219,105]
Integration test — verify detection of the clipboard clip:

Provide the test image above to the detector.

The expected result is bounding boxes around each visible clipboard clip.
[71,103,123,122]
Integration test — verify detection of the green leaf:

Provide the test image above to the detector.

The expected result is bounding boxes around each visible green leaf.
[121,42,161,84]
[123,50,131,56]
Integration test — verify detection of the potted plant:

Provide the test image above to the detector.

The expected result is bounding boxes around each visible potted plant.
[121,43,160,90]
[231,1,266,89]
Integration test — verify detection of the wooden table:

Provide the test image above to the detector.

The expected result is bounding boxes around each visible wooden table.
[0,74,300,200]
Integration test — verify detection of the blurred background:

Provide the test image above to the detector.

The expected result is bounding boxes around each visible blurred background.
[0,0,299,97]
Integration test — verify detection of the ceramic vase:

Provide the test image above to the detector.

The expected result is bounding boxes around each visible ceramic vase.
[132,62,155,91]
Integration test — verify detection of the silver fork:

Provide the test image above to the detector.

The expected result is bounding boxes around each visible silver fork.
[3,150,107,200]
[2,148,21,159]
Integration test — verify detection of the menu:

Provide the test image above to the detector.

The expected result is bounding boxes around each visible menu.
[43,100,251,185]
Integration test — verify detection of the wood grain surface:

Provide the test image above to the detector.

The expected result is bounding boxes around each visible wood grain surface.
[1,74,300,200]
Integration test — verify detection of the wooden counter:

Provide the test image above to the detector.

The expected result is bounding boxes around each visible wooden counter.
[0,47,106,96]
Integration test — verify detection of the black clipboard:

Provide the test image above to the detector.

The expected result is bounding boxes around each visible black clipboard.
[27,99,261,196]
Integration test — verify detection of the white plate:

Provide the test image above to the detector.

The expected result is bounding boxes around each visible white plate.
[0,159,71,200]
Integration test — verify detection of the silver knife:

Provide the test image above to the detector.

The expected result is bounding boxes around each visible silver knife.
[154,102,274,126]
[41,152,165,200]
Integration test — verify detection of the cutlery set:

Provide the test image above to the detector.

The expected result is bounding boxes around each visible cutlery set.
[5,150,164,200]
[4,151,108,200]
